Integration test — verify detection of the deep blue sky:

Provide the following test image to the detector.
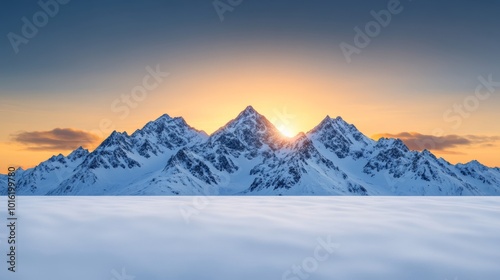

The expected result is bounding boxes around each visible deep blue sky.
[2,0,500,93]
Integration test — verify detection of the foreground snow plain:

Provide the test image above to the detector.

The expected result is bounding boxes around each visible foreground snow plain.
[0,197,499,280]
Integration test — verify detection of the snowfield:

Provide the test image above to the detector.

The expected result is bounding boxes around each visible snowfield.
[0,197,499,280]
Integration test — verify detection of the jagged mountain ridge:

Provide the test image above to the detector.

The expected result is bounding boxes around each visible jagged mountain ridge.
[3,106,500,195]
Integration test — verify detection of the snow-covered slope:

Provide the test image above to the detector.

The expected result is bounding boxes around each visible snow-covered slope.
[46,114,208,195]
[4,106,500,195]
[246,132,368,195]
[15,147,89,195]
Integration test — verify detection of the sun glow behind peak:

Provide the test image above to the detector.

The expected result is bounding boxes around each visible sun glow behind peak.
[276,124,296,138]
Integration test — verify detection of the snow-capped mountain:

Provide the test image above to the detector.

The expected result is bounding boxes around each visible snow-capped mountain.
[14,147,89,195]
[46,114,208,195]
[246,132,368,195]
[3,106,500,195]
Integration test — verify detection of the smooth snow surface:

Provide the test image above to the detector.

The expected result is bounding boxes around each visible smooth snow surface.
[0,197,499,280]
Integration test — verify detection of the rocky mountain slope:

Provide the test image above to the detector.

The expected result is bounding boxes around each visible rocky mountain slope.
[3,106,499,195]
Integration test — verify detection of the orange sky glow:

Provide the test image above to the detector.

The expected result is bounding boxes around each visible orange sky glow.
[1,48,499,171]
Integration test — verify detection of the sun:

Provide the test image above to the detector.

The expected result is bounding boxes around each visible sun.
[276,125,295,138]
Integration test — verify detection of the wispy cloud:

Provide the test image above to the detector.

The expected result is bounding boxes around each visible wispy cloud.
[373,132,500,152]
[12,128,101,151]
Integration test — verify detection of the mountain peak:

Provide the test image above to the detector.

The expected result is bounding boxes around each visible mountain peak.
[320,114,348,124]
[216,106,269,130]
[237,105,259,119]
[6,106,500,196]
[109,130,123,138]
[464,159,488,170]
[208,105,285,152]
[48,153,65,162]
[155,113,172,121]
[320,115,332,125]
[171,116,188,126]
[98,130,131,150]
[375,137,410,152]
[67,146,90,160]
[136,113,183,135]
[310,115,353,136]
[308,114,374,159]
[244,105,256,111]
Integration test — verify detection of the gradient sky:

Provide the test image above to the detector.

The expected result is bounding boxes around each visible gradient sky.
[1,0,500,170]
